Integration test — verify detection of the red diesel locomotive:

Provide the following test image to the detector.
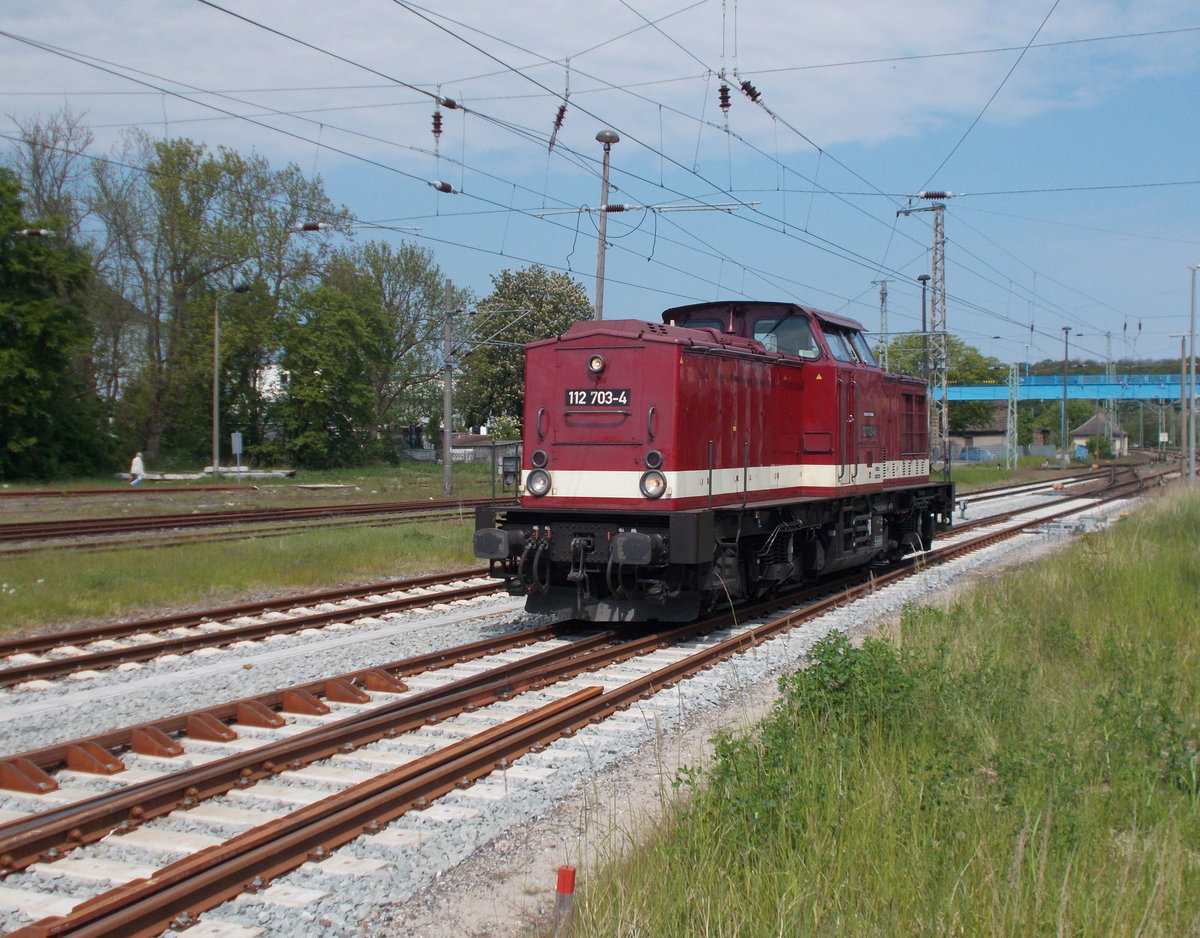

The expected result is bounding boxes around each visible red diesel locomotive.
[474,300,955,622]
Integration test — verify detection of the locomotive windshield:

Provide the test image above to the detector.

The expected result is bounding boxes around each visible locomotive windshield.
[751,311,820,359]
[822,324,878,366]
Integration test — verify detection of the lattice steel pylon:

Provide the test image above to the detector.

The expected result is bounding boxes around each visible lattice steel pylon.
[873,279,891,370]
[929,203,948,479]
[897,192,957,480]
[1006,363,1019,469]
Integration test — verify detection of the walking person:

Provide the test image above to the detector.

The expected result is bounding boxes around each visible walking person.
[129,451,145,486]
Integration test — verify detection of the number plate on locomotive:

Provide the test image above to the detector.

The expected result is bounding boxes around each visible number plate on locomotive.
[565,388,631,406]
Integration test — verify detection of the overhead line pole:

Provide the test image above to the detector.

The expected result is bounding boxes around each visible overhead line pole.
[1189,263,1198,485]
[1006,363,1019,470]
[594,129,619,320]
[898,192,957,480]
[872,279,892,370]
[443,278,454,497]
[1062,327,1071,465]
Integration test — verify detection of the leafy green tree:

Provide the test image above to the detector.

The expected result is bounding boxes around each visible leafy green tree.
[88,131,349,461]
[275,286,378,468]
[320,241,466,439]
[456,265,593,426]
[488,414,521,440]
[1020,399,1095,447]
[0,169,110,479]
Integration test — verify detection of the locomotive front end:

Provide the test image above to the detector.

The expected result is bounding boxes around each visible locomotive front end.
[473,319,729,621]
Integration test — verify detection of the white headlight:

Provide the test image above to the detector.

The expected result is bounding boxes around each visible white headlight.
[526,468,552,496]
[639,469,667,499]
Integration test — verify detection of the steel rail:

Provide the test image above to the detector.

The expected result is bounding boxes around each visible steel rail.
[0,579,502,688]
[0,568,489,659]
[0,497,503,543]
[960,468,1110,503]
[0,486,244,499]
[0,509,477,557]
[4,688,608,938]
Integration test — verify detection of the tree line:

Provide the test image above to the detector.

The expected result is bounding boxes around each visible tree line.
[3,112,1176,481]
[1,111,592,480]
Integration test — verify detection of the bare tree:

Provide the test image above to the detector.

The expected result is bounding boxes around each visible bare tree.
[8,107,94,237]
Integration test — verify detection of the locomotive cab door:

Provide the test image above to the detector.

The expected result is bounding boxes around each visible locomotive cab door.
[836,371,858,486]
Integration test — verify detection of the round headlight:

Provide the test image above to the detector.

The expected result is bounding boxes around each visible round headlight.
[526,468,552,497]
[645,449,663,470]
[587,354,606,375]
[639,469,667,499]
[531,449,548,468]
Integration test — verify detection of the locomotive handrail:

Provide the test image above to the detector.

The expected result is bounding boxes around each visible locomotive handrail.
[837,377,849,486]
[742,441,750,508]
[707,440,714,509]
[536,407,545,440]
[648,406,656,440]
[563,409,632,416]
[850,379,860,482]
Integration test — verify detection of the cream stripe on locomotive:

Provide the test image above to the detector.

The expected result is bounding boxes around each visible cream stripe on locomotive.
[523,457,931,500]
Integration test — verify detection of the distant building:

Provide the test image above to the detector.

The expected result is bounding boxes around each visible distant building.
[1070,411,1129,458]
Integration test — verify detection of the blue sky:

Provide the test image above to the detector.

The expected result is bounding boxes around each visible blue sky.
[2,0,1197,367]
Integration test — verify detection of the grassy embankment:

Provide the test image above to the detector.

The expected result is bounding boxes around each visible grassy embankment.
[575,491,1199,937]
[0,464,494,634]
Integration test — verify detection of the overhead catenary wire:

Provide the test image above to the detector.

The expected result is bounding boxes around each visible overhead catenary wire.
[917,0,1063,190]
[32,0,1176,345]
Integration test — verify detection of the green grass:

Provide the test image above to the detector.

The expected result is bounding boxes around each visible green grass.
[948,455,1121,492]
[575,492,1200,937]
[0,460,504,632]
[0,520,479,634]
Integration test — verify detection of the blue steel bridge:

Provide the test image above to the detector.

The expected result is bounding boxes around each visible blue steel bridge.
[947,374,1191,402]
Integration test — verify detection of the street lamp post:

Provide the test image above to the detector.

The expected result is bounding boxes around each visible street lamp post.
[593,129,620,320]
[917,274,931,383]
[442,278,455,498]
[213,284,250,475]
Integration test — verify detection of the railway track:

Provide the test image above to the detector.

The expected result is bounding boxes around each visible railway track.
[0,570,495,688]
[0,497,505,554]
[0,470,1156,936]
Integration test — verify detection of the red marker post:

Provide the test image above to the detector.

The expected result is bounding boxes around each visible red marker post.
[551,864,577,937]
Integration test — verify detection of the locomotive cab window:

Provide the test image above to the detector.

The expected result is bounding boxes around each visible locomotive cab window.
[752,313,820,359]
[824,326,858,362]
[850,331,877,366]
[677,317,725,333]
[820,324,876,365]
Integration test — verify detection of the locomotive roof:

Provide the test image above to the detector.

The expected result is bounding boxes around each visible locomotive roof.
[661,300,867,333]
[529,318,764,353]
